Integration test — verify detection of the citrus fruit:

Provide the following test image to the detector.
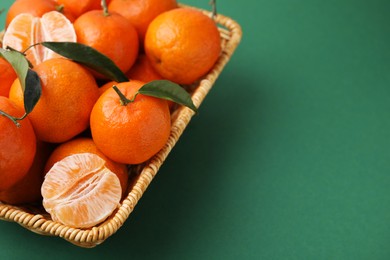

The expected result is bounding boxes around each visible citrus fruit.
[41,153,122,228]
[9,58,100,143]
[0,141,52,205]
[90,80,171,164]
[44,137,129,197]
[3,11,76,68]
[0,57,17,97]
[0,96,37,191]
[5,0,57,28]
[144,7,222,85]
[73,9,139,75]
[108,0,177,44]
[54,0,110,19]
[126,54,163,82]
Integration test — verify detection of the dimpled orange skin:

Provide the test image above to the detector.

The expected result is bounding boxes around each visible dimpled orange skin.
[0,58,17,97]
[9,58,100,143]
[90,80,171,165]
[144,8,222,85]
[108,0,177,44]
[73,10,139,75]
[0,97,37,192]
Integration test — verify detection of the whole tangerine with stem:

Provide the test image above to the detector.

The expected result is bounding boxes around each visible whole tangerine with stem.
[9,58,100,143]
[144,7,222,85]
[0,96,37,192]
[44,137,129,197]
[73,1,139,76]
[108,0,177,44]
[0,58,17,97]
[90,80,171,165]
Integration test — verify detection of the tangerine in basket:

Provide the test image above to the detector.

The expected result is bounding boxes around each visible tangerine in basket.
[44,137,129,197]
[126,53,164,83]
[144,7,222,85]
[108,0,177,44]
[2,11,76,68]
[90,80,171,165]
[9,58,100,143]
[0,97,36,191]
[73,7,139,75]
[5,0,57,28]
[41,153,122,228]
[54,0,111,19]
[0,57,17,97]
[0,141,52,205]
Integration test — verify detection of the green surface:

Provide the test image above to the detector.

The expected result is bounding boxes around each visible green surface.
[1,0,390,259]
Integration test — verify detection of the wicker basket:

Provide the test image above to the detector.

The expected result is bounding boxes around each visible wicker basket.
[0,5,242,248]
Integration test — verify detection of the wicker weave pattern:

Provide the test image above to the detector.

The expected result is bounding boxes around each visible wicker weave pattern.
[0,5,242,248]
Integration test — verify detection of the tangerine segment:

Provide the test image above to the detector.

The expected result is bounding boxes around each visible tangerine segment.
[42,153,122,228]
[3,11,76,67]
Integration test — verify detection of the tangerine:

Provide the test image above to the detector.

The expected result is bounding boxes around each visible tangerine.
[41,153,122,228]
[108,0,177,44]
[0,96,37,191]
[144,7,222,85]
[90,80,171,164]
[73,8,139,75]
[9,58,100,143]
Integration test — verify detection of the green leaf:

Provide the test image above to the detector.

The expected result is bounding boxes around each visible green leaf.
[23,69,42,114]
[0,48,29,92]
[40,42,129,83]
[0,48,42,114]
[139,80,198,112]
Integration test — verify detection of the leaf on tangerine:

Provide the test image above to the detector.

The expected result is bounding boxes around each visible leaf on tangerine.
[0,48,42,114]
[23,69,41,114]
[139,80,198,112]
[40,42,129,83]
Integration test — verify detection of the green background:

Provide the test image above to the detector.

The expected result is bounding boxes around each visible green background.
[1,0,390,259]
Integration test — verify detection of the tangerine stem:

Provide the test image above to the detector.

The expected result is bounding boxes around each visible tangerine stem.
[0,110,22,128]
[112,85,138,106]
[209,0,217,20]
[101,0,109,16]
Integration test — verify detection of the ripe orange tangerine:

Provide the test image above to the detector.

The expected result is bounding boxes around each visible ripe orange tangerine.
[9,58,100,143]
[90,80,171,165]
[144,7,222,85]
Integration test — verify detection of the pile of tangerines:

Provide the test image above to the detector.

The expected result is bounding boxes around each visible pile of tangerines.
[0,0,221,228]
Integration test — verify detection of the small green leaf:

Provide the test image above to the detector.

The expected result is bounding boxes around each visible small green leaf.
[0,48,29,91]
[139,80,198,112]
[23,69,42,114]
[0,48,42,116]
[40,42,129,82]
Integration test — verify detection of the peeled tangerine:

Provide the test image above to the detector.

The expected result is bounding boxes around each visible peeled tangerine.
[41,153,122,229]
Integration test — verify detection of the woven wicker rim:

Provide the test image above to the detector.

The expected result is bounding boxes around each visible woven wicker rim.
[0,4,242,248]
